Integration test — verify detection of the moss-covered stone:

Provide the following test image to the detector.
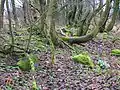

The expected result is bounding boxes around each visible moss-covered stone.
[111,49,120,56]
[72,52,94,68]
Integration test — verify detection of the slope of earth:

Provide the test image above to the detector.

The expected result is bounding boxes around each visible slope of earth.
[0,33,120,90]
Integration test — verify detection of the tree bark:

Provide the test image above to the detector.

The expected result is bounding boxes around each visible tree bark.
[23,1,27,24]
[6,0,14,51]
[39,0,45,33]
[23,0,30,24]
[47,0,58,45]
[11,0,18,29]
[99,0,112,33]
[0,0,5,29]
[106,0,119,32]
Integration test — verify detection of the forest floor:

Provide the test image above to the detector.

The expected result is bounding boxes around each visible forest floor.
[0,32,120,90]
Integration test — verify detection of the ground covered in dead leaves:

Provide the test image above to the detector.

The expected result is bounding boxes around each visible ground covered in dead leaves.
[0,39,120,90]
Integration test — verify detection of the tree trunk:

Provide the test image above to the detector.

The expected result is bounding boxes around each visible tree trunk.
[47,0,58,45]
[23,0,30,25]
[23,1,27,24]
[39,0,45,33]
[0,0,5,29]
[106,0,119,32]
[99,0,111,33]
[6,0,14,52]
[11,0,18,29]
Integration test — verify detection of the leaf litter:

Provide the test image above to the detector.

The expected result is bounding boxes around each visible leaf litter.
[0,39,120,90]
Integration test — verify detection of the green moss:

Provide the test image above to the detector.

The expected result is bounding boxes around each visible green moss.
[111,49,120,56]
[72,52,94,68]
[61,37,69,41]
[17,54,38,71]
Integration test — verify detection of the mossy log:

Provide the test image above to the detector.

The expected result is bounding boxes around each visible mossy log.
[61,26,99,44]
[61,34,93,43]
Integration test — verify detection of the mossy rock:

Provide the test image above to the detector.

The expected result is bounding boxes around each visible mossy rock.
[72,52,94,68]
[111,49,120,56]
[17,54,38,71]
